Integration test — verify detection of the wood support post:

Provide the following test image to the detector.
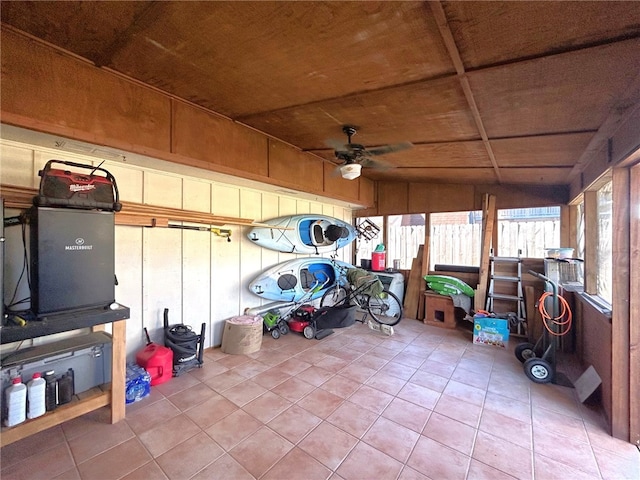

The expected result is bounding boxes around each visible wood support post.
[476,194,496,311]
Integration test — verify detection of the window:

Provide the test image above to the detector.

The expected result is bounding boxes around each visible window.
[576,201,585,260]
[596,181,613,304]
[497,207,561,258]
[354,216,383,268]
[387,214,425,270]
[429,211,481,269]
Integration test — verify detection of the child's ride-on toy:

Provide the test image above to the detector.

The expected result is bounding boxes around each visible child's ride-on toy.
[263,310,290,339]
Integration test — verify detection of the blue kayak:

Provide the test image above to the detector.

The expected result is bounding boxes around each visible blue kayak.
[249,257,352,302]
[247,214,356,254]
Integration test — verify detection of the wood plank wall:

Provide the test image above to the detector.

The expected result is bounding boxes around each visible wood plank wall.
[0,29,373,208]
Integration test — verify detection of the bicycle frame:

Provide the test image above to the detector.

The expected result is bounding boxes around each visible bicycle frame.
[321,255,403,326]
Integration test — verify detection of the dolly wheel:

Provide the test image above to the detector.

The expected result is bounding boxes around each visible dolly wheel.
[279,323,290,335]
[515,343,536,363]
[523,357,554,384]
[303,325,315,339]
[271,329,281,339]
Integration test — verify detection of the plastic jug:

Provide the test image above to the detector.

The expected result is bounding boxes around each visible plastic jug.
[4,377,27,427]
[27,373,46,419]
[136,343,173,386]
[372,244,386,271]
[44,370,57,412]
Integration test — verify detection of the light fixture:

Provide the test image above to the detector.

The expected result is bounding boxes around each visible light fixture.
[340,163,362,180]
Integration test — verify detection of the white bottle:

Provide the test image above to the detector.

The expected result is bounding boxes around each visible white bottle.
[27,372,46,419]
[4,377,27,427]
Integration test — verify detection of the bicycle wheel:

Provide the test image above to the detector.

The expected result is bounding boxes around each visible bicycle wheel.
[320,286,348,307]
[367,289,403,326]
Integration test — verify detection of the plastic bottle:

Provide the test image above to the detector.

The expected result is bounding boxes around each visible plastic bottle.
[27,372,46,419]
[57,369,74,405]
[4,377,27,427]
[44,370,57,411]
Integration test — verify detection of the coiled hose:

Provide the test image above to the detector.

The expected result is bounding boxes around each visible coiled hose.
[538,292,572,336]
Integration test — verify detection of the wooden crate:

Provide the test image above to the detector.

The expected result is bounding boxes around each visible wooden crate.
[423,292,456,329]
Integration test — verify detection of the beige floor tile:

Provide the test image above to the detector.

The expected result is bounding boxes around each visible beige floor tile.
[407,436,471,480]
[271,376,316,402]
[183,392,239,428]
[267,404,323,443]
[472,431,533,479]
[423,412,478,456]
[120,461,169,480]
[262,447,333,480]
[205,409,262,450]
[466,459,518,479]
[125,398,181,435]
[68,419,135,463]
[362,416,420,462]
[220,379,268,406]
[228,426,293,478]
[327,400,379,438]
[2,442,76,480]
[397,382,441,410]
[166,382,219,411]
[321,374,362,398]
[298,422,358,470]
[251,366,292,389]
[336,441,404,480]
[298,387,345,418]
[137,413,200,458]
[190,453,254,480]
[155,431,223,479]
[76,438,152,480]
[242,390,292,423]
[382,397,432,433]
[479,408,532,450]
[348,384,394,414]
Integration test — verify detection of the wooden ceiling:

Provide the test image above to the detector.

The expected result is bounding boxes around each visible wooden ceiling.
[2,1,640,186]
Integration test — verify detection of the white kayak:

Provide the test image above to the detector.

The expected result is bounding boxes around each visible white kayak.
[247,214,356,254]
[249,257,353,302]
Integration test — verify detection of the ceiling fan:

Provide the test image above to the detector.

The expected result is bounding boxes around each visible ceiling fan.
[330,125,412,180]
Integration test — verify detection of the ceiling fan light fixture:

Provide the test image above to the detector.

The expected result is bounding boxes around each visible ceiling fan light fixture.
[340,163,362,180]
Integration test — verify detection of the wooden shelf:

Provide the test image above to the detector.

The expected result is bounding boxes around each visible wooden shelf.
[1,385,111,447]
[0,319,127,447]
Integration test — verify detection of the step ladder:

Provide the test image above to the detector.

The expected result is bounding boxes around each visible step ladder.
[485,256,527,336]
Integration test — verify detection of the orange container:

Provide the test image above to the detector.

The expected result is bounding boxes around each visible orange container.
[136,343,173,386]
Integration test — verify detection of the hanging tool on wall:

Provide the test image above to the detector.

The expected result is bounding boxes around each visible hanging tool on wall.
[167,224,232,242]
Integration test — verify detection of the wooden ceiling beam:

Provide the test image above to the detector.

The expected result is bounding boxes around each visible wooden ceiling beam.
[429,0,502,184]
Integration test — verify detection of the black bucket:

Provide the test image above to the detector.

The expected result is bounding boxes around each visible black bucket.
[163,308,206,376]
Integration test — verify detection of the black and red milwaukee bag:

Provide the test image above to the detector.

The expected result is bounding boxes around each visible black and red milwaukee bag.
[34,160,122,211]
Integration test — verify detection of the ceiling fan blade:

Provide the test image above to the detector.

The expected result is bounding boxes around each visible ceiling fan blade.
[366,142,413,156]
[360,157,395,170]
[326,138,350,151]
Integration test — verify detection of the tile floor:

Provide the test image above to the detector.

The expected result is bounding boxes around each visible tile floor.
[1,319,638,479]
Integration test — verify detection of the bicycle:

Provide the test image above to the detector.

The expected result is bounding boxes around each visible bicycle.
[319,257,403,326]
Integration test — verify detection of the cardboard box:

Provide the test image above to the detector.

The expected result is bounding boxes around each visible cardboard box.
[473,316,509,348]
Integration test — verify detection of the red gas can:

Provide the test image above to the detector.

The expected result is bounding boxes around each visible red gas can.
[136,343,173,386]
[372,251,386,271]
